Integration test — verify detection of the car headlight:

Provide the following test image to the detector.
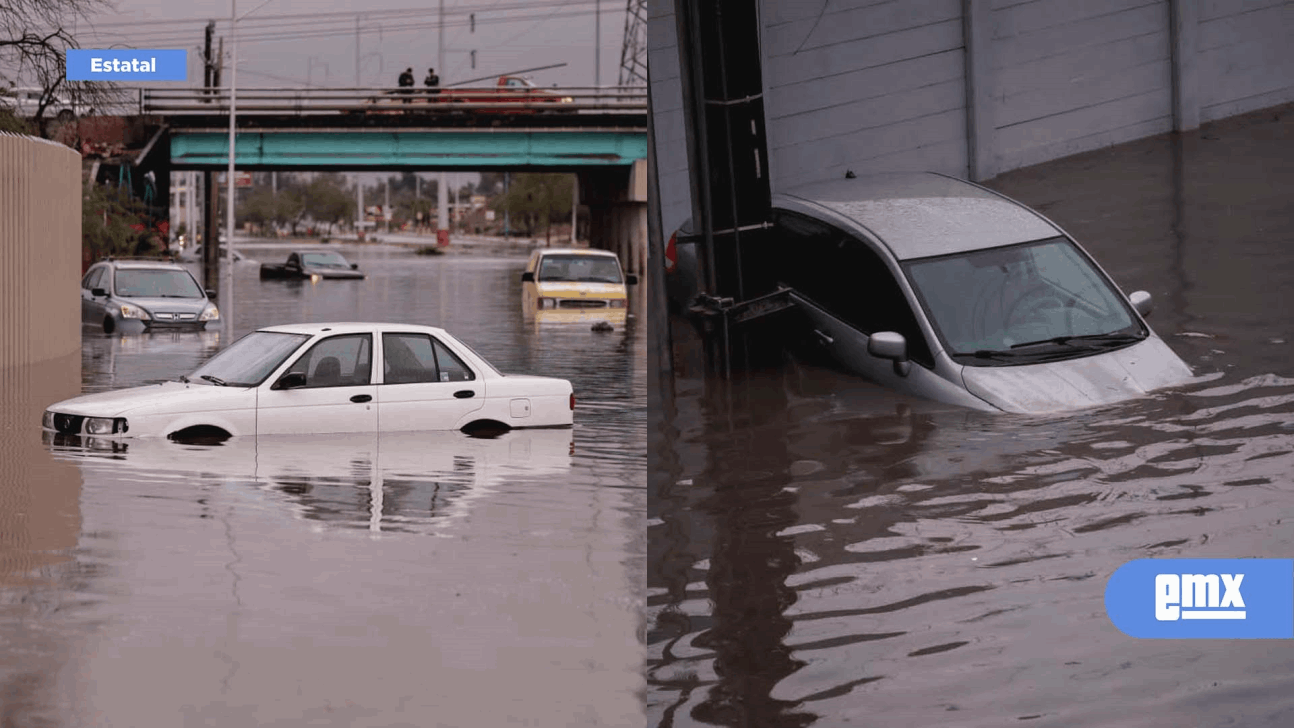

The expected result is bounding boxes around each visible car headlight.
[539,297,557,309]
[120,303,150,320]
[85,417,128,435]
[42,411,54,430]
[561,96,574,103]
[609,298,626,308]
[199,305,220,321]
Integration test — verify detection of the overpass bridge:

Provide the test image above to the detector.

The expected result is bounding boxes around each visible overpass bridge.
[93,85,648,280]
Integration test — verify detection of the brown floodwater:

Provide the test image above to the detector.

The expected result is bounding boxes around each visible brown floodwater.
[0,246,645,726]
[649,104,1294,726]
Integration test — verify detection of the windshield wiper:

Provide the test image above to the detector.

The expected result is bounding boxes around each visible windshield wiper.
[200,374,227,386]
[1009,332,1145,350]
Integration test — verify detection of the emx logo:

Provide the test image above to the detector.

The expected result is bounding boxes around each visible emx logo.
[1107,559,1292,639]
[1156,573,1245,621]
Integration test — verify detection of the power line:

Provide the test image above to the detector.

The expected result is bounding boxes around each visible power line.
[82,7,616,48]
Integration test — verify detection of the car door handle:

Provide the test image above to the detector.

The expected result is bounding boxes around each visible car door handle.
[350,394,372,403]
[454,390,475,399]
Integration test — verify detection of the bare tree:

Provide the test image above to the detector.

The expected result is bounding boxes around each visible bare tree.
[1,0,122,135]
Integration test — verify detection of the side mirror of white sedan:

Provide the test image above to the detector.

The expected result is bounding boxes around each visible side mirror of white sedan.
[1129,290,1153,317]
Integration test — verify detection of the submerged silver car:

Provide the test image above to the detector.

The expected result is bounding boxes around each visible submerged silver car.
[667,172,1194,414]
[81,258,220,334]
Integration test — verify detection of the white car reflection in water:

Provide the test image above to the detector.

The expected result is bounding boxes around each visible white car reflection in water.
[44,428,574,534]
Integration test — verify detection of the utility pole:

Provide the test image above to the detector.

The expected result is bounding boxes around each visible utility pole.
[354,16,360,87]
[356,177,364,237]
[384,177,390,233]
[203,22,215,93]
[595,0,601,87]
[570,175,578,243]
[436,0,449,244]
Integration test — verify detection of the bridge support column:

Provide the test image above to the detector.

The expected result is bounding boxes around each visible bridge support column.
[579,160,648,277]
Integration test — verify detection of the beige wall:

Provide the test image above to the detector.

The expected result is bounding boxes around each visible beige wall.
[0,132,82,369]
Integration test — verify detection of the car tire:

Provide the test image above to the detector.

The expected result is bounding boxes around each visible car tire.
[102,316,115,334]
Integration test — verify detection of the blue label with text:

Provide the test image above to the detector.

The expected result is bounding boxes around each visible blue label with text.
[67,50,187,81]
[1106,559,1293,639]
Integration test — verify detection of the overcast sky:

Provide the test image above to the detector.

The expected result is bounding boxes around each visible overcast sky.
[75,0,631,90]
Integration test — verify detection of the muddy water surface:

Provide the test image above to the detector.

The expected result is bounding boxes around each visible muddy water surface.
[648,105,1294,727]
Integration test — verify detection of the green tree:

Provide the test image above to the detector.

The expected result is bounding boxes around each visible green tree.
[491,173,573,240]
[304,173,353,233]
[82,181,158,260]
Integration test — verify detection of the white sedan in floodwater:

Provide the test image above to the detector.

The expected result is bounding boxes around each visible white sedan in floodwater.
[42,322,574,439]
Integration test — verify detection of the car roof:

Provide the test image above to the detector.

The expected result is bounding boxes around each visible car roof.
[102,259,188,270]
[536,248,619,258]
[257,322,450,337]
[775,172,1060,261]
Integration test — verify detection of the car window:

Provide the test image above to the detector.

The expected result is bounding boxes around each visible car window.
[904,237,1142,358]
[286,334,373,388]
[537,255,623,284]
[82,267,104,290]
[432,340,475,382]
[773,210,934,368]
[301,252,349,268]
[113,268,204,298]
[381,333,441,384]
[189,331,310,387]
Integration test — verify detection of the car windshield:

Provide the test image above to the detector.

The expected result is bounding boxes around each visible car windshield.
[186,331,311,387]
[301,252,351,268]
[537,255,623,284]
[903,237,1144,365]
[114,268,204,298]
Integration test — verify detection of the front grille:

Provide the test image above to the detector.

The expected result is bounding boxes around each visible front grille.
[558,299,609,309]
[153,312,197,321]
[52,413,84,434]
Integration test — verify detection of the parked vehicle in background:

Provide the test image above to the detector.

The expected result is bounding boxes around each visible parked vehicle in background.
[260,250,365,280]
[357,75,574,115]
[81,258,219,334]
[665,172,1194,414]
[41,322,575,439]
[0,87,93,120]
[520,248,637,325]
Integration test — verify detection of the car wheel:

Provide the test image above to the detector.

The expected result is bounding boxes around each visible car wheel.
[102,316,115,334]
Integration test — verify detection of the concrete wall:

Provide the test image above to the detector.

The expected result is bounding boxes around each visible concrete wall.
[0,132,82,369]
[761,0,970,187]
[647,0,1294,239]
[991,0,1174,173]
[1197,0,1294,123]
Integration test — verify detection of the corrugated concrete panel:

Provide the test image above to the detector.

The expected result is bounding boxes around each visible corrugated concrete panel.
[0,133,82,370]
[647,0,692,236]
[993,0,1172,172]
[1197,1,1294,123]
[763,0,968,189]
[773,108,968,188]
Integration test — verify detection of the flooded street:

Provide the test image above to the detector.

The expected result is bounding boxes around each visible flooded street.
[649,105,1294,726]
[1,245,645,725]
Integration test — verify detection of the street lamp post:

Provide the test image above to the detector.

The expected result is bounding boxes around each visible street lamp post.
[226,0,238,334]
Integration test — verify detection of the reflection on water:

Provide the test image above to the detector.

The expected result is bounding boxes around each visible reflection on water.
[5,248,645,726]
[649,106,1294,726]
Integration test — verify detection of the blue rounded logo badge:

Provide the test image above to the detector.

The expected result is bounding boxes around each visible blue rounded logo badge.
[1105,559,1294,639]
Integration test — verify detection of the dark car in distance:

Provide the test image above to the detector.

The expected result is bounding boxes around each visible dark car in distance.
[260,250,365,280]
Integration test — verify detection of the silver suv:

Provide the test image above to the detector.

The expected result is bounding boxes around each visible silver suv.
[81,258,220,334]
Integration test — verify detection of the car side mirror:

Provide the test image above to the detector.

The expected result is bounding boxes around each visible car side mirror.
[205,289,216,298]
[868,331,912,377]
[91,287,107,297]
[625,274,639,285]
[520,271,535,282]
[272,371,307,390]
[1129,290,1153,317]
[351,263,359,269]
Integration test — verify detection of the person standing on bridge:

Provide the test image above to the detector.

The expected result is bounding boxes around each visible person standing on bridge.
[424,68,440,98]
[398,67,415,103]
